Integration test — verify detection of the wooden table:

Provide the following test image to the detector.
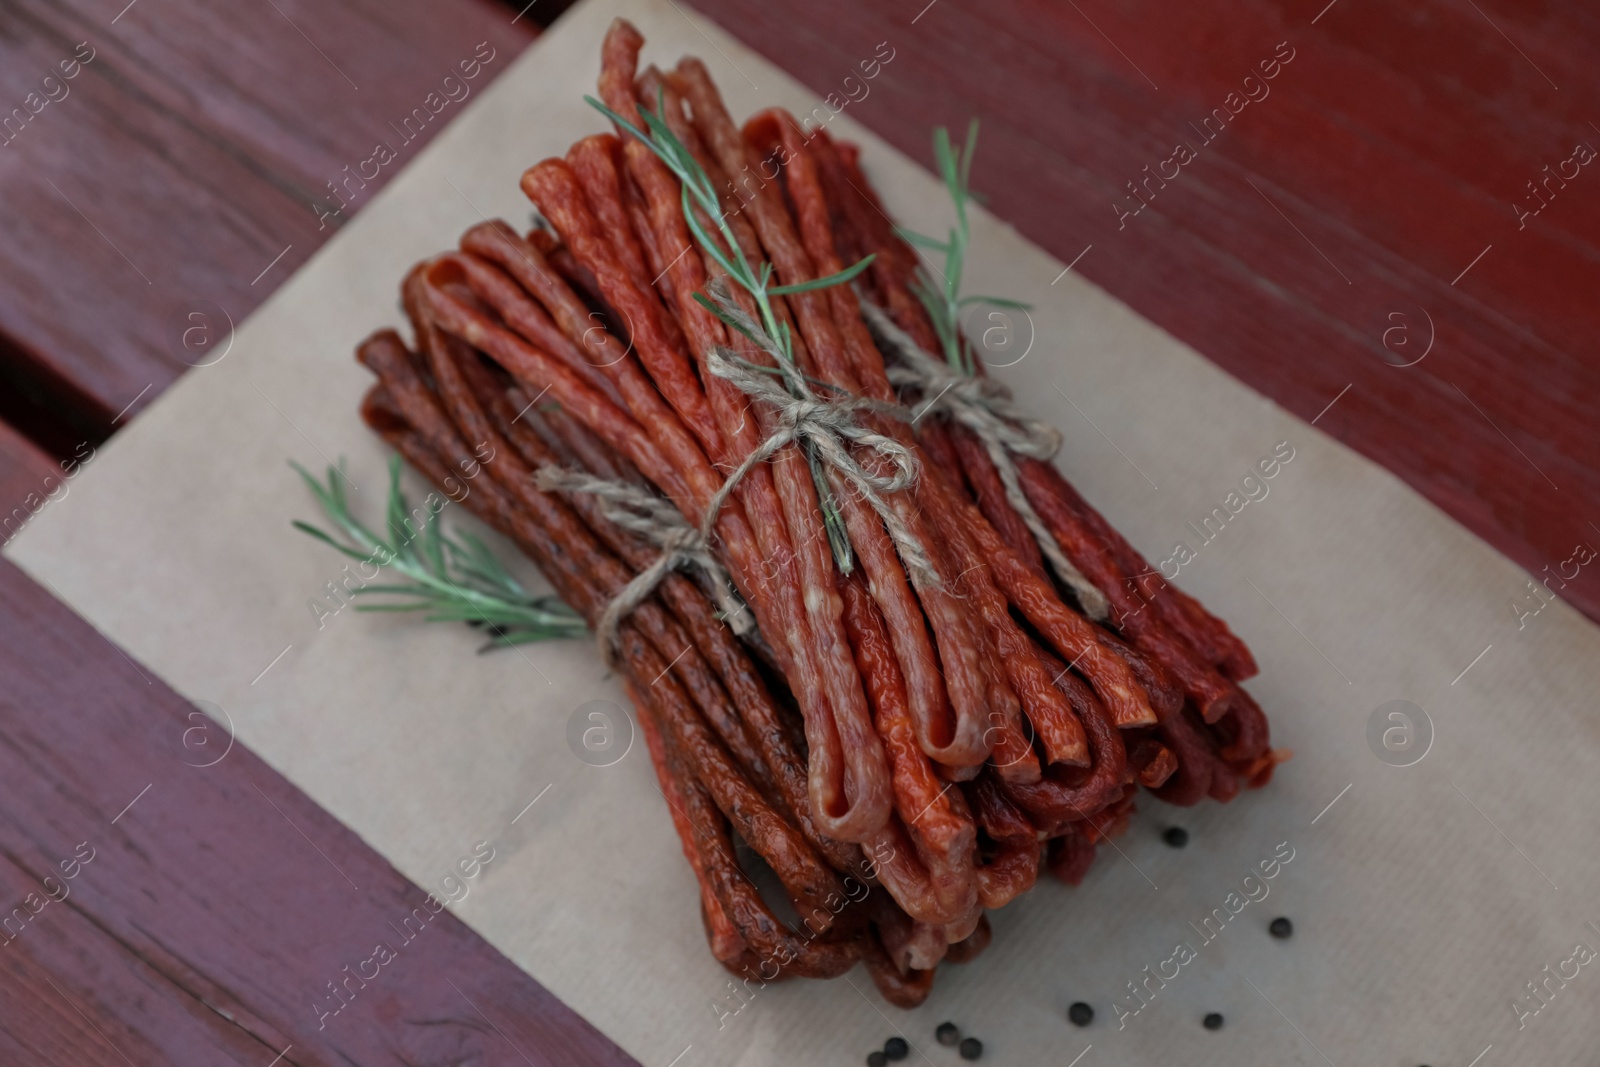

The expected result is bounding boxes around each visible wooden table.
[1,0,1595,1062]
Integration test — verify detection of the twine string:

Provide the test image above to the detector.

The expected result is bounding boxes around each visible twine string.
[858,298,1111,620]
[699,279,939,588]
[534,466,754,663]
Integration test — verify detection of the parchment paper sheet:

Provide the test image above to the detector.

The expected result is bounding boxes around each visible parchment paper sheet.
[11,1,1600,1063]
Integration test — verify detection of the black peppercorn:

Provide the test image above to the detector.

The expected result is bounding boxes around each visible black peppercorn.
[1203,1012,1224,1030]
[935,1022,960,1046]
[1163,826,1189,848]
[883,1036,908,1061]
[866,1053,887,1067]
[958,1036,983,1060]
[1269,917,1293,939]
[1068,1001,1094,1026]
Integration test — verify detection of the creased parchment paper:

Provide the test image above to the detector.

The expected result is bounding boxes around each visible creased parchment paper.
[11,1,1600,1063]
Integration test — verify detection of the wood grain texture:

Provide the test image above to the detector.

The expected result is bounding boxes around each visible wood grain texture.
[0,557,639,1067]
[0,0,537,437]
[682,0,1600,623]
[0,422,60,546]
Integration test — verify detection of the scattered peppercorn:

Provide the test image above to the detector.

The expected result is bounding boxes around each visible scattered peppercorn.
[1068,1001,1094,1026]
[958,1036,983,1060]
[866,1052,887,1067]
[883,1036,908,1061]
[1269,916,1293,939]
[1163,826,1189,848]
[1203,1012,1224,1031]
[936,1023,961,1047]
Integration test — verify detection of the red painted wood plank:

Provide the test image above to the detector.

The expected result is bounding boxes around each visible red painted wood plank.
[0,0,536,441]
[0,558,639,1067]
[0,421,63,546]
[684,0,1600,623]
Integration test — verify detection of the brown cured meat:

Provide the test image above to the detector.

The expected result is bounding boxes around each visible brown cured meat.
[361,354,868,967]
[672,65,999,776]
[341,16,1279,1007]
[839,574,978,926]
[967,774,1042,909]
[943,413,1049,579]
[526,143,895,843]
[1021,456,1258,681]
[369,318,860,931]
[1017,454,1236,722]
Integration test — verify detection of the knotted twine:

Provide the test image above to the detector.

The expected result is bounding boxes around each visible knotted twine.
[857,299,1111,621]
[698,278,940,588]
[533,465,753,664]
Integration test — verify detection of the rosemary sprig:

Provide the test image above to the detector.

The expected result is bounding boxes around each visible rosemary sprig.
[585,89,873,575]
[292,457,587,652]
[897,120,1030,376]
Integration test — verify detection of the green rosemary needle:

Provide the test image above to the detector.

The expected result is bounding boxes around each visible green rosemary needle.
[897,120,1030,376]
[292,457,587,652]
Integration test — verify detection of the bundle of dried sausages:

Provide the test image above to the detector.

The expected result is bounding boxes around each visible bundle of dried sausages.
[351,19,1286,1006]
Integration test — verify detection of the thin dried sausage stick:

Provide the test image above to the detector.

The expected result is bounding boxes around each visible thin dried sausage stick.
[566,134,655,302]
[943,915,992,964]
[999,654,1129,826]
[805,130,940,353]
[753,109,898,404]
[673,63,1000,763]
[967,774,1042,909]
[1046,827,1099,887]
[839,575,979,925]
[631,622,850,928]
[682,76,1004,773]
[860,913,936,1008]
[1125,736,1179,789]
[1022,456,1258,680]
[1149,705,1216,807]
[833,465,991,767]
[917,445,1109,777]
[460,221,629,389]
[522,159,722,457]
[638,677,747,962]
[457,224,627,409]
[913,420,1088,768]
[943,409,1050,580]
[1215,685,1271,767]
[880,916,951,973]
[418,258,691,503]
[1017,455,1235,721]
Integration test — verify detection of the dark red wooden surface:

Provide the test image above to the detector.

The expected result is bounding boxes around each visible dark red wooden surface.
[687,0,1600,623]
[0,558,636,1067]
[0,0,539,450]
[0,421,57,545]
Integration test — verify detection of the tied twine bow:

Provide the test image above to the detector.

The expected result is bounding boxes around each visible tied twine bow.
[534,466,753,664]
[858,299,1111,621]
[699,278,939,587]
